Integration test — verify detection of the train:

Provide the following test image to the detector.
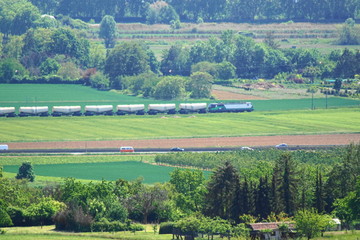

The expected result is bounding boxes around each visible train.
[0,102,254,117]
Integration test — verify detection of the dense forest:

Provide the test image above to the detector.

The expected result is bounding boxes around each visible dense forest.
[30,0,360,22]
[1,144,360,238]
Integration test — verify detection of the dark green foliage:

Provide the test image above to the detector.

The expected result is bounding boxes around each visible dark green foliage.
[40,58,60,75]
[160,45,190,76]
[314,170,325,213]
[104,42,150,84]
[0,208,13,227]
[99,15,116,48]
[204,161,241,221]
[90,218,144,232]
[0,58,27,83]
[324,143,360,213]
[159,222,175,234]
[273,153,299,216]
[153,76,186,99]
[0,0,40,36]
[15,162,35,182]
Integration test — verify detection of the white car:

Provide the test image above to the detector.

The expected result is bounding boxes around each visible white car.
[275,143,288,148]
[241,147,254,151]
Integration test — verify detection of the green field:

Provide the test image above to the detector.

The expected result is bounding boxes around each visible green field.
[0,84,359,111]
[3,161,208,183]
[0,108,359,142]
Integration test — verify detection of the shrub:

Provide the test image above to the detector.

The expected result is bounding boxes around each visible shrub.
[54,207,93,232]
[0,209,13,227]
[91,219,144,232]
[159,222,175,234]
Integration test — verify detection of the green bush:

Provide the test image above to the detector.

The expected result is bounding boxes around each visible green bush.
[159,222,175,234]
[91,219,144,232]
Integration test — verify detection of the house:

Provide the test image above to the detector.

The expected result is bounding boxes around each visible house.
[248,222,295,240]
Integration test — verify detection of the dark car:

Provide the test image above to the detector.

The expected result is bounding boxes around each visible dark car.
[170,147,185,152]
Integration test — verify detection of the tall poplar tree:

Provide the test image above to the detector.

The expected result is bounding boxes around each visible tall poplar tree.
[99,15,117,48]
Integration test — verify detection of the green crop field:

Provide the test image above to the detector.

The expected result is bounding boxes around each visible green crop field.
[3,161,184,183]
[0,108,359,142]
[1,84,359,111]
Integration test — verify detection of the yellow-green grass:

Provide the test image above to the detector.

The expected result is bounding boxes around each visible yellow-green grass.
[1,225,171,240]
[0,108,359,142]
[1,225,359,240]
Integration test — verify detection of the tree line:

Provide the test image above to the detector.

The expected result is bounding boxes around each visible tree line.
[1,0,360,100]
[1,144,359,238]
[29,0,360,22]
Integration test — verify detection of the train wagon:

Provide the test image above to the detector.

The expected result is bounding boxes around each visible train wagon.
[52,106,82,116]
[179,103,207,114]
[0,107,16,117]
[208,102,254,113]
[19,106,49,117]
[148,104,176,115]
[84,105,113,116]
[116,104,145,115]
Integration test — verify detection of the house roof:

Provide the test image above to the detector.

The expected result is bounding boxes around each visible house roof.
[249,222,295,231]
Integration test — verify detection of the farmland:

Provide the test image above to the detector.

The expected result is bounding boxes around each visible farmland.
[0,108,359,142]
[3,160,209,183]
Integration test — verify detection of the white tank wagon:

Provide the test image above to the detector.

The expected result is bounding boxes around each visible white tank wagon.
[116,104,145,115]
[0,107,16,117]
[179,103,207,114]
[84,105,113,116]
[148,104,176,115]
[52,106,82,116]
[19,106,49,117]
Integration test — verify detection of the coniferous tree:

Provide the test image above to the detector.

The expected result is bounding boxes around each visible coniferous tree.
[204,161,241,221]
[273,153,299,216]
[314,169,325,213]
[255,176,272,220]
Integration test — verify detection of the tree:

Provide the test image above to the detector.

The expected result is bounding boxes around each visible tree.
[0,58,27,83]
[25,197,66,226]
[216,61,236,80]
[125,184,168,224]
[153,76,186,100]
[160,45,190,76]
[188,71,213,98]
[57,62,81,81]
[169,169,206,214]
[295,209,333,240]
[338,18,360,45]
[89,71,110,90]
[104,42,150,83]
[204,161,241,221]
[273,153,299,216]
[16,162,35,182]
[0,0,40,37]
[40,58,60,75]
[333,178,360,229]
[99,15,117,48]
[314,169,325,213]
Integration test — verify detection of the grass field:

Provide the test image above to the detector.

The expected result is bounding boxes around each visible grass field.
[1,225,360,240]
[3,161,208,183]
[1,84,359,110]
[0,154,210,183]
[0,108,358,142]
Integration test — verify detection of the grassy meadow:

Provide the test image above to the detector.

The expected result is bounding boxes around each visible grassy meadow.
[1,225,360,240]
[0,107,358,142]
[3,161,206,183]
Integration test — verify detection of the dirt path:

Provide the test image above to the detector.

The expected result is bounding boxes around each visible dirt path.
[6,134,360,150]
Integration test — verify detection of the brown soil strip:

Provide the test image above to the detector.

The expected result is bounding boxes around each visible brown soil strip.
[6,134,360,150]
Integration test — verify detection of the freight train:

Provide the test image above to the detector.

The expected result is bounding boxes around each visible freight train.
[0,102,254,117]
